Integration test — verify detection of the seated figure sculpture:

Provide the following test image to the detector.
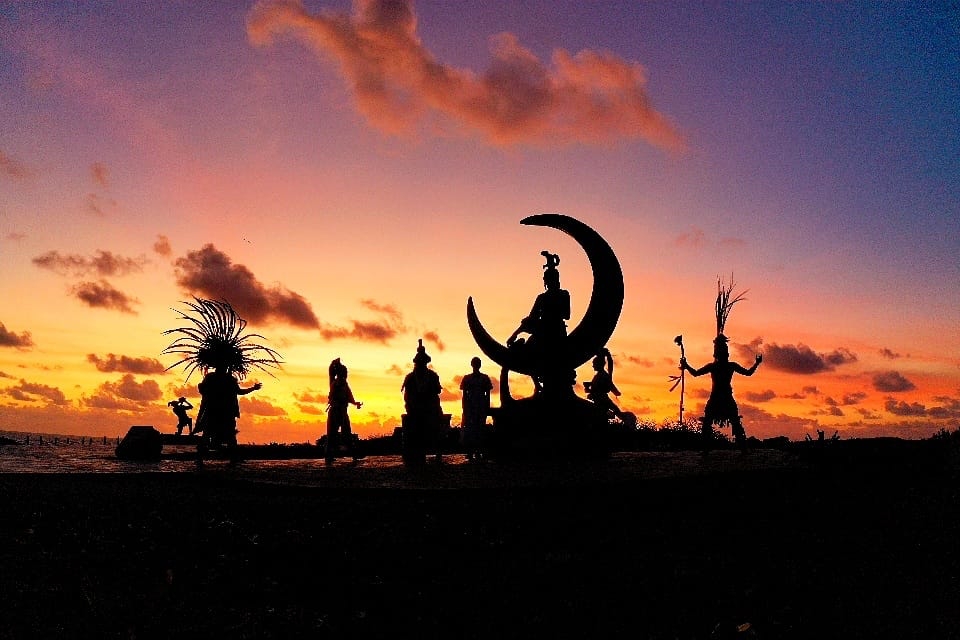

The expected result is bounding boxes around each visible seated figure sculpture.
[506,251,571,393]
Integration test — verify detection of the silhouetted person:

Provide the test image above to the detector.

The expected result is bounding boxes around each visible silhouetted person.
[584,349,635,427]
[195,367,262,451]
[507,251,571,392]
[168,396,194,435]
[401,340,443,465]
[460,356,492,462]
[325,358,362,463]
[680,336,761,450]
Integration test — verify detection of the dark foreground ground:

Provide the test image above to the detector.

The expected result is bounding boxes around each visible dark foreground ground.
[1,441,959,639]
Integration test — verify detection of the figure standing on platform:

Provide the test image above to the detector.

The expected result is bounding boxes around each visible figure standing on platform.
[325,358,363,463]
[401,339,443,465]
[679,277,761,450]
[460,356,492,462]
[168,396,194,435]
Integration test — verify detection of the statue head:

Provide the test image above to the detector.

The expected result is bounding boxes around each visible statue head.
[413,338,431,366]
[541,251,561,290]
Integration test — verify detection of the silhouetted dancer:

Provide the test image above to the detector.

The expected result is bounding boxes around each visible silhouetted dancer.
[168,396,194,435]
[196,368,262,453]
[325,358,363,463]
[584,348,636,427]
[162,298,282,461]
[507,251,571,392]
[401,339,443,465]
[679,277,761,451]
[460,356,492,462]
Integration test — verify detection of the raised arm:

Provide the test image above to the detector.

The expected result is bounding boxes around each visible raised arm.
[733,354,763,376]
[239,381,263,395]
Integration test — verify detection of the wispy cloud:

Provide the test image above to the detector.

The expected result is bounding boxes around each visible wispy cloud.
[87,353,167,375]
[33,250,147,277]
[174,244,320,329]
[0,322,34,349]
[72,280,139,314]
[247,0,685,151]
[153,235,172,258]
[90,162,109,188]
[674,226,745,251]
[0,150,32,181]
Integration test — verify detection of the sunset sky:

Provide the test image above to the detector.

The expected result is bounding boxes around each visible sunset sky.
[1,1,958,443]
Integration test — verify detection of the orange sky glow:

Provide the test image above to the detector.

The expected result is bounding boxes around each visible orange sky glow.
[1,1,958,442]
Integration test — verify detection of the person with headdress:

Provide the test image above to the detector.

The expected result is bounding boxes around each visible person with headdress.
[163,298,281,457]
[168,396,194,435]
[679,278,762,450]
[325,358,363,463]
[459,356,492,462]
[401,339,443,465]
[196,367,262,450]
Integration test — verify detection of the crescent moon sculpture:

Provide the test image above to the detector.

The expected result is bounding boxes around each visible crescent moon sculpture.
[467,214,624,377]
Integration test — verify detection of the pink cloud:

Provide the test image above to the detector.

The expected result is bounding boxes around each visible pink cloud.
[0,149,32,181]
[90,162,109,188]
[247,0,685,151]
[153,235,172,257]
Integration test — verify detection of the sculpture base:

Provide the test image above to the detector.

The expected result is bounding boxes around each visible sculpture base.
[487,394,612,460]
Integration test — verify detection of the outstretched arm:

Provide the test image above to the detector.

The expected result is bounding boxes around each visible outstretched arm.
[239,382,263,395]
[733,354,763,376]
[680,358,711,377]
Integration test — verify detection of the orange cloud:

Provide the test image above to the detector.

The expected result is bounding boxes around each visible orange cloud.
[2,379,68,405]
[0,323,34,349]
[72,280,139,314]
[247,0,685,150]
[86,353,167,375]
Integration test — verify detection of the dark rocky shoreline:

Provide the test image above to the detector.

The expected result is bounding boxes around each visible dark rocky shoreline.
[1,441,958,638]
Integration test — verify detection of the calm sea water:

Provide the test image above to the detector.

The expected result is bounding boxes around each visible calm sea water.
[0,430,412,474]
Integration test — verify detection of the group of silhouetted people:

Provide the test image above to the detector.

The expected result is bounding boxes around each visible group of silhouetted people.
[167,255,763,462]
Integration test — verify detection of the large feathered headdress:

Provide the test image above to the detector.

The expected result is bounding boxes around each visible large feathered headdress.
[162,297,282,381]
[714,275,747,344]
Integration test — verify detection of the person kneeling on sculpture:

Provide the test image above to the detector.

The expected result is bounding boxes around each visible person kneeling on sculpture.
[584,348,635,427]
[325,358,363,463]
[401,340,443,464]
